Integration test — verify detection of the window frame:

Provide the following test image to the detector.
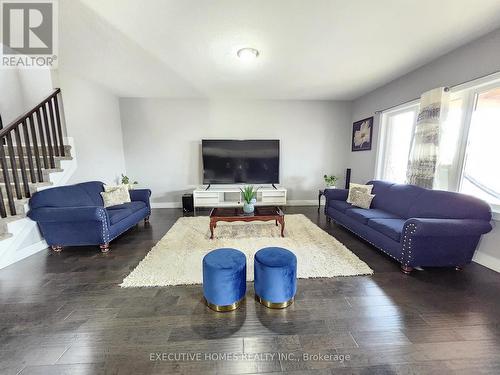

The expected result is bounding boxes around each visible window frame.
[374,72,500,217]
[453,77,500,214]
[374,100,419,182]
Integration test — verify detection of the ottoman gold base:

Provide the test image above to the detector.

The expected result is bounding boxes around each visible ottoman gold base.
[204,297,243,312]
[255,295,294,309]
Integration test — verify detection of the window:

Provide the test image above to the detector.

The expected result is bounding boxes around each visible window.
[375,73,500,213]
[376,104,418,183]
[459,86,500,208]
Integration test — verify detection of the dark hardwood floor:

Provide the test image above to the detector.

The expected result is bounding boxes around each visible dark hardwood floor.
[1,207,500,374]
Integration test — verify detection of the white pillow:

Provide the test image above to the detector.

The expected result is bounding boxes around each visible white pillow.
[101,189,126,208]
[103,184,131,204]
[347,183,373,204]
[350,190,375,209]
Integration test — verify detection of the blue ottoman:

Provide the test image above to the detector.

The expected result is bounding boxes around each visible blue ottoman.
[254,247,297,309]
[203,248,246,312]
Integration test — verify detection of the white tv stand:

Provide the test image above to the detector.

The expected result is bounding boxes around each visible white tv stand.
[193,185,287,208]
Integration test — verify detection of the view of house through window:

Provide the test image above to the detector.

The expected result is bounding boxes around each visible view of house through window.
[377,76,500,211]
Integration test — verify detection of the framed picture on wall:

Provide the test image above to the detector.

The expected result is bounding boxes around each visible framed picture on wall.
[351,116,373,151]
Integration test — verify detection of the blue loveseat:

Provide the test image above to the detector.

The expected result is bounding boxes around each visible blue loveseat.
[324,180,492,273]
[28,181,151,253]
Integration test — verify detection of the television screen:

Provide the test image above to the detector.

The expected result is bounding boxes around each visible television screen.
[202,140,280,184]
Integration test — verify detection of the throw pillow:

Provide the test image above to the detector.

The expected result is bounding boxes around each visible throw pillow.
[350,190,375,209]
[347,183,373,204]
[104,184,131,204]
[101,189,127,208]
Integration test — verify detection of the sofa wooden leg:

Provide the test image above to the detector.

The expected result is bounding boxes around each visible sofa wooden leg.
[144,215,150,224]
[327,217,331,223]
[455,265,463,271]
[401,265,413,274]
[100,243,110,253]
[51,245,63,252]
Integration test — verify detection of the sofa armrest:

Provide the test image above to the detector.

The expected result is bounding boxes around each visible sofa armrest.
[404,218,492,237]
[129,189,151,205]
[324,188,348,202]
[28,206,108,223]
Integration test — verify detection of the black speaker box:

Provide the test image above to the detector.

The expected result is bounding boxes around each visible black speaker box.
[345,168,351,189]
[182,194,194,212]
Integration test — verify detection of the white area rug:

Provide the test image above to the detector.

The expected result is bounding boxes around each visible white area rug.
[120,214,373,287]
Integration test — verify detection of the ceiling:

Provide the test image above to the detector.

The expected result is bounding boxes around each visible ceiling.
[60,0,500,100]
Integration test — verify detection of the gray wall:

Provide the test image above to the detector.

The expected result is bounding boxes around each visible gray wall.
[348,27,500,271]
[56,71,127,184]
[120,99,352,206]
[349,27,500,184]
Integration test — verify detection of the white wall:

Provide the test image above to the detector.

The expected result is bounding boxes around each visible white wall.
[17,69,54,108]
[56,71,126,184]
[0,68,53,125]
[348,27,500,272]
[0,70,25,125]
[120,99,352,206]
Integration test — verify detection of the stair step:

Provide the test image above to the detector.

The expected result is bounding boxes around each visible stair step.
[0,168,63,183]
[1,144,72,157]
[1,156,72,170]
[0,181,52,197]
[0,214,26,235]
[0,232,13,241]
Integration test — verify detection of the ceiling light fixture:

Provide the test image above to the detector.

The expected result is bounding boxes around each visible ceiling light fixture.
[237,47,259,61]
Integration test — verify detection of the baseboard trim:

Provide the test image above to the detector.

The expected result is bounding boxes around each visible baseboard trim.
[151,202,183,208]
[151,200,322,209]
[287,200,320,206]
[473,251,500,273]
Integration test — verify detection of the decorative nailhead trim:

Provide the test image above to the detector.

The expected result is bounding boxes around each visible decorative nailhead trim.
[97,208,110,243]
[401,223,417,266]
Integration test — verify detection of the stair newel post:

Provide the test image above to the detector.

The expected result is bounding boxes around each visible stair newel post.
[14,126,30,197]
[47,98,59,157]
[28,114,44,182]
[53,92,65,157]
[41,103,55,168]
[35,109,49,169]
[6,132,22,200]
[21,120,36,183]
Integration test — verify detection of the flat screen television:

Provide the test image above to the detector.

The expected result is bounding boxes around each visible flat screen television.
[202,139,280,184]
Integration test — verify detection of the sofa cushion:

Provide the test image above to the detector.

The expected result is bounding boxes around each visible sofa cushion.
[370,183,425,218]
[407,190,492,221]
[29,181,105,209]
[367,218,406,242]
[329,200,353,213]
[345,208,400,224]
[108,209,132,225]
[107,201,146,212]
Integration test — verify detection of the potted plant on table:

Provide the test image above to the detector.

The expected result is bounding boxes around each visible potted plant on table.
[323,174,338,189]
[240,185,258,214]
[121,174,138,190]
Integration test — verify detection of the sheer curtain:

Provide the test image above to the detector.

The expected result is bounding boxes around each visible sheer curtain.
[406,87,450,189]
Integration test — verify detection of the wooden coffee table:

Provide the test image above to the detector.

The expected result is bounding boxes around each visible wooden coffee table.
[209,206,285,239]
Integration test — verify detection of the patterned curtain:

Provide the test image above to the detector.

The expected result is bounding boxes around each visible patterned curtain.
[406,87,450,189]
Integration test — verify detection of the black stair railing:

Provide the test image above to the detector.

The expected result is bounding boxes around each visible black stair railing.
[0,88,65,218]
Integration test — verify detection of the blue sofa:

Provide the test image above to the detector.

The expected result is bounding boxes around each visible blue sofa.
[324,180,492,273]
[28,181,151,253]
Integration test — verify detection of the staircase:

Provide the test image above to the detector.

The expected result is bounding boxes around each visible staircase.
[0,89,74,255]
